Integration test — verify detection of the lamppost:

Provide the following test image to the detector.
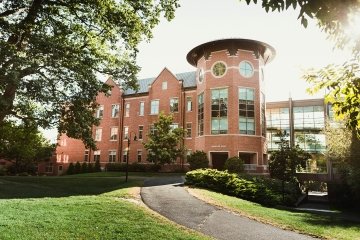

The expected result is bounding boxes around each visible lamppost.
[125,132,137,182]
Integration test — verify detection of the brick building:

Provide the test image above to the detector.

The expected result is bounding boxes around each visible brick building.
[50,38,327,175]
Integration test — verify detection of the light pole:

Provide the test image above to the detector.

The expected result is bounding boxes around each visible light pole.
[125,132,137,182]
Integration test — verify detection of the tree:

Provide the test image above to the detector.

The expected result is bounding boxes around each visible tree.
[144,112,185,165]
[240,1,360,138]
[0,0,179,149]
[187,150,209,170]
[224,156,244,174]
[269,131,310,182]
[0,121,54,174]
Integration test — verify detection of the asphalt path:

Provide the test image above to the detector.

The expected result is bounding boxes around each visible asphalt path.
[141,176,316,240]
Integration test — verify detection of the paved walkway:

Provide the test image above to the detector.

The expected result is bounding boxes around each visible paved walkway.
[141,176,315,240]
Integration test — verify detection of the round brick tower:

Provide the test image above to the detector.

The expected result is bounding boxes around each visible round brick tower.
[186,38,275,173]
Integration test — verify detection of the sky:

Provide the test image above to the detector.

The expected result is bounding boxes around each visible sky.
[136,0,351,102]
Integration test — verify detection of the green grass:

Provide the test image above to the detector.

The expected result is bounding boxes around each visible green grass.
[0,175,209,240]
[190,188,360,240]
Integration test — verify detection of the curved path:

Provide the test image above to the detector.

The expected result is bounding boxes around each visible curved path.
[141,176,315,240]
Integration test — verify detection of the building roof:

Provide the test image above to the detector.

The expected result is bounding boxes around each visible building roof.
[124,71,196,95]
[186,38,276,66]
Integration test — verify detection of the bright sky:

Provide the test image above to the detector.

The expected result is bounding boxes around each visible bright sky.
[136,0,351,102]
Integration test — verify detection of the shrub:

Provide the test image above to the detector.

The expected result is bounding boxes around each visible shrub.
[185,169,301,206]
[105,163,161,172]
[187,151,209,170]
[94,159,101,172]
[224,156,244,174]
[81,162,88,173]
[74,162,81,174]
[87,163,94,173]
[67,163,74,175]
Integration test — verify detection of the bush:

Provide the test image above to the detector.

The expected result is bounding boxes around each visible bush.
[81,162,88,173]
[187,151,209,170]
[67,163,74,175]
[105,163,161,172]
[185,169,301,206]
[224,156,244,174]
[94,159,101,172]
[74,162,81,174]
[87,163,94,173]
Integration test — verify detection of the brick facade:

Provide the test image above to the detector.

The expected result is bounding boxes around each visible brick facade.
[48,38,277,175]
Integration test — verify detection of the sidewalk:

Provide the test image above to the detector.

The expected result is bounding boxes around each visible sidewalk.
[141,176,315,240]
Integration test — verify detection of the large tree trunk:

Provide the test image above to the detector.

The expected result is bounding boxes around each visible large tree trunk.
[0,0,44,124]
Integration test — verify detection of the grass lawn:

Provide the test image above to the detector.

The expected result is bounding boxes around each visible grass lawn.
[188,188,360,240]
[0,173,210,240]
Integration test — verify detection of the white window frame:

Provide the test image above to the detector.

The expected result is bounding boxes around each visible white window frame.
[150,100,159,115]
[110,127,118,141]
[96,105,104,119]
[125,102,130,117]
[95,128,102,141]
[111,104,120,118]
[162,81,167,90]
[139,101,145,116]
[108,150,117,163]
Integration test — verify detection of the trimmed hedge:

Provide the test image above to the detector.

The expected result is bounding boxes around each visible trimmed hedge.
[105,162,161,172]
[185,169,301,206]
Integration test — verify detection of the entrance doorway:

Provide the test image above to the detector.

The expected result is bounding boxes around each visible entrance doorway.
[211,152,229,170]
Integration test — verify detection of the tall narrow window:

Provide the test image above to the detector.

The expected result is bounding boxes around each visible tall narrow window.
[139,102,145,116]
[150,125,157,135]
[124,127,129,139]
[137,150,142,162]
[111,104,119,118]
[108,150,116,162]
[125,103,130,117]
[186,123,192,138]
[239,88,255,135]
[261,92,266,137]
[211,88,228,134]
[170,98,179,112]
[198,93,204,136]
[187,97,192,111]
[151,100,159,115]
[84,150,89,162]
[138,126,143,140]
[110,127,118,140]
[95,128,102,141]
[96,105,104,119]
[122,150,127,163]
[162,81,167,90]
[94,150,101,162]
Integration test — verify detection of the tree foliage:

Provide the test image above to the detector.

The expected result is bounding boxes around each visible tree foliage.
[224,156,244,174]
[143,112,185,165]
[187,150,209,170]
[0,0,179,149]
[0,121,54,173]
[269,131,310,182]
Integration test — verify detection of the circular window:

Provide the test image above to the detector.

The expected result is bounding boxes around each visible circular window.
[198,68,204,83]
[239,61,254,78]
[212,62,226,77]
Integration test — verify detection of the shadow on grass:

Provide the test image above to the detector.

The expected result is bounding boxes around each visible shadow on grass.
[0,176,143,199]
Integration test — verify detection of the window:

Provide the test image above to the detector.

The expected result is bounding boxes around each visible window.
[139,102,145,116]
[198,68,204,83]
[170,98,179,112]
[95,128,102,141]
[58,165,63,172]
[125,103,130,117]
[186,123,192,138]
[239,88,255,135]
[84,150,89,162]
[96,105,104,119]
[150,125,157,135]
[111,104,119,118]
[108,150,116,162]
[211,88,228,134]
[170,123,178,130]
[56,154,61,163]
[151,100,159,115]
[60,138,67,146]
[138,126,143,140]
[162,81,167,90]
[261,92,266,137]
[94,150,101,162]
[137,150,142,162]
[122,150,127,163]
[63,155,69,163]
[124,126,129,139]
[239,61,254,78]
[239,152,256,165]
[110,127,118,140]
[187,97,192,111]
[198,93,204,136]
[212,62,226,77]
